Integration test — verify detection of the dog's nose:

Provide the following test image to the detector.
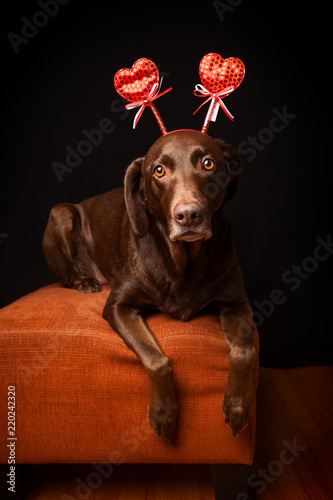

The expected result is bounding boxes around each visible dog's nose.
[174,203,203,227]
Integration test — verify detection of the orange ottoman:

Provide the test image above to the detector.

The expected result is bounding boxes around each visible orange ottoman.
[0,284,259,464]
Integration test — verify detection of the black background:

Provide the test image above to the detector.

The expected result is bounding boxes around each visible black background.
[1,0,331,367]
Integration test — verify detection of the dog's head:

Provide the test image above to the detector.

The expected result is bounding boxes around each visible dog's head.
[124,130,242,242]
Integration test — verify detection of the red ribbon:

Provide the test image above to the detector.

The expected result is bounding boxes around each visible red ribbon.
[193,84,235,122]
[125,79,172,129]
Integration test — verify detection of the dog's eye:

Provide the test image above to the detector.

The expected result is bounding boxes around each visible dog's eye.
[203,159,215,171]
[154,166,165,178]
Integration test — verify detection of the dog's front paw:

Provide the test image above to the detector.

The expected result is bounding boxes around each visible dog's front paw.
[148,394,178,443]
[73,278,102,293]
[222,388,254,437]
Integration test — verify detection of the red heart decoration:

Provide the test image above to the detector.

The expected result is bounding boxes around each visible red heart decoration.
[114,58,159,103]
[199,53,245,94]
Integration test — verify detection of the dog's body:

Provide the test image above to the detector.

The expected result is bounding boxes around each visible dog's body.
[43,130,257,442]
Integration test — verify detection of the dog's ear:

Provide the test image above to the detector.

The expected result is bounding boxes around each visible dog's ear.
[124,157,149,238]
[214,139,242,202]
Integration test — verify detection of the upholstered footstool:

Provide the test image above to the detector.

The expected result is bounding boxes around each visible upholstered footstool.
[0,284,259,465]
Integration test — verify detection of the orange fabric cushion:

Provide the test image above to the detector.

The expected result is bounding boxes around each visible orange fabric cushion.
[0,284,259,464]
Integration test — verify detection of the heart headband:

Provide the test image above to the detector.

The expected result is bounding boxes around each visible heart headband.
[113,53,245,135]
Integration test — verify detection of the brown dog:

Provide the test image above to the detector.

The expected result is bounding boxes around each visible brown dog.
[42,130,257,442]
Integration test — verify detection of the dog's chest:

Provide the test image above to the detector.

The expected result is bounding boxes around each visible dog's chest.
[152,276,213,321]
[137,239,220,321]
[161,296,202,321]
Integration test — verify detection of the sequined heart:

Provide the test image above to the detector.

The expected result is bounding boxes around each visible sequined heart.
[199,53,245,94]
[114,58,159,103]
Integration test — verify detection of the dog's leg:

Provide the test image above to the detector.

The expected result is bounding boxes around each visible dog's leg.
[219,301,257,436]
[103,295,178,442]
[42,203,102,293]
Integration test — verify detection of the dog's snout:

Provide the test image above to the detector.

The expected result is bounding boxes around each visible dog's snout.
[174,203,203,227]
